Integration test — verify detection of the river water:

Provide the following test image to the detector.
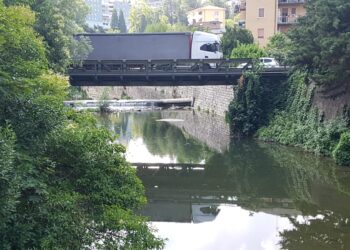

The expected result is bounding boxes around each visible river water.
[97,111,350,250]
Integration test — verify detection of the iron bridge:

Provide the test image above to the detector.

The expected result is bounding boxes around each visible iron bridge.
[69,59,289,86]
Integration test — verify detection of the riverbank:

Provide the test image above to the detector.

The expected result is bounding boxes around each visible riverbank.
[227,70,350,167]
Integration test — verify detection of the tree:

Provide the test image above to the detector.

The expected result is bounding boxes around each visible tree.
[5,0,91,73]
[230,43,267,59]
[221,25,254,57]
[288,0,350,85]
[129,2,159,32]
[111,9,119,30]
[0,2,164,249]
[266,32,291,65]
[145,22,170,32]
[162,0,188,25]
[118,10,127,33]
[0,4,47,79]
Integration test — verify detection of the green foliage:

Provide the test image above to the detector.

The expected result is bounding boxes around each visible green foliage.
[0,2,164,248]
[0,126,18,241]
[227,70,263,137]
[99,87,111,112]
[145,21,191,33]
[333,131,350,166]
[68,86,88,100]
[145,22,170,33]
[118,10,127,33]
[33,0,90,72]
[129,2,162,32]
[0,4,47,78]
[221,26,254,57]
[287,0,350,85]
[266,33,291,65]
[111,9,119,30]
[6,0,91,73]
[162,0,188,24]
[230,43,267,59]
[227,68,287,137]
[258,71,349,157]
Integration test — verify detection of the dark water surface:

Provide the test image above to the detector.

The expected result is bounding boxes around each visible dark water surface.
[97,111,350,250]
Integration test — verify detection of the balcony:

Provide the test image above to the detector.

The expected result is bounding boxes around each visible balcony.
[240,0,246,10]
[278,15,299,24]
[279,0,305,4]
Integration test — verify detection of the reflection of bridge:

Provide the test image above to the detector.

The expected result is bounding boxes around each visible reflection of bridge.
[69,59,289,86]
[136,166,300,222]
[131,162,205,170]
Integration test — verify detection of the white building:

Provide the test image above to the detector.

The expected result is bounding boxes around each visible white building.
[85,0,104,28]
[85,0,118,29]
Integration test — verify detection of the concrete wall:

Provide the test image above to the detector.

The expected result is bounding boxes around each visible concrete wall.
[82,85,235,117]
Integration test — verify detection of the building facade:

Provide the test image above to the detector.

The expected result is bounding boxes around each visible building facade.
[85,0,104,28]
[85,0,120,29]
[239,0,306,46]
[114,0,131,30]
[187,5,226,35]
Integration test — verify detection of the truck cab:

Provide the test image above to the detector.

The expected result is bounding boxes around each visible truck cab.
[191,31,223,60]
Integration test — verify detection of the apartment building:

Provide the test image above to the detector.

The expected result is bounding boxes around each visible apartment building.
[278,0,306,33]
[85,0,104,28]
[85,0,118,29]
[239,0,306,46]
[187,5,226,35]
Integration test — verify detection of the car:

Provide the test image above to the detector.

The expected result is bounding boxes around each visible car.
[237,57,280,69]
[259,57,280,68]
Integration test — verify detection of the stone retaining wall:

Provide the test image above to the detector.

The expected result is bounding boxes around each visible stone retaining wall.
[82,85,235,117]
[160,110,230,153]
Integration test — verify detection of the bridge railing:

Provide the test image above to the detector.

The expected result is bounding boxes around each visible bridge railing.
[69,58,254,75]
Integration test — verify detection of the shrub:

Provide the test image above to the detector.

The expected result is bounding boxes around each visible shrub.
[333,131,350,166]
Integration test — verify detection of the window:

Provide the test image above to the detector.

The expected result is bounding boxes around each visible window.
[258,8,264,17]
[258,28,264,39]
[200,43,219,52]
[198,11,202,15]
[291,8,296,15]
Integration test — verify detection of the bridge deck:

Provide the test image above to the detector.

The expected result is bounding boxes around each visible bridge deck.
[69,59,289,86]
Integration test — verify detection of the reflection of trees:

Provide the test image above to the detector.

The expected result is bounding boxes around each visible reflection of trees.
[280,211,350,250]
[97,112,213,164]
[96,113,129,138]
[139,112,212,163]
[257,142,346,204]
[205,140,288,199]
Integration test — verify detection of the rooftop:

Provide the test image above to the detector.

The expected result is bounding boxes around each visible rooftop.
[188,5,226,13]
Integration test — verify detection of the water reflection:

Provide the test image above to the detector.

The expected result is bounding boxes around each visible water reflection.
[96,111,350,249]
[98,112,212,163]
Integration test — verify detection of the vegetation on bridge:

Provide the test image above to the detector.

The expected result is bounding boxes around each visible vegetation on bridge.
[0,1,163,249]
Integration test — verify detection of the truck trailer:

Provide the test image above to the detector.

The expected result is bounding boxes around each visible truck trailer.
[76,31,223,61]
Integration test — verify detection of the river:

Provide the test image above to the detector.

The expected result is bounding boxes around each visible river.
[96,110,350,250]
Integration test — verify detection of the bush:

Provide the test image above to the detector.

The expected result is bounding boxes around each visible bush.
[333,131,350,166]
[258,71,349,157]
[230,43,267,59]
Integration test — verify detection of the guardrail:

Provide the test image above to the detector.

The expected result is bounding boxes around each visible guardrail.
[69,58,254,74]
[69,59,288,86]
